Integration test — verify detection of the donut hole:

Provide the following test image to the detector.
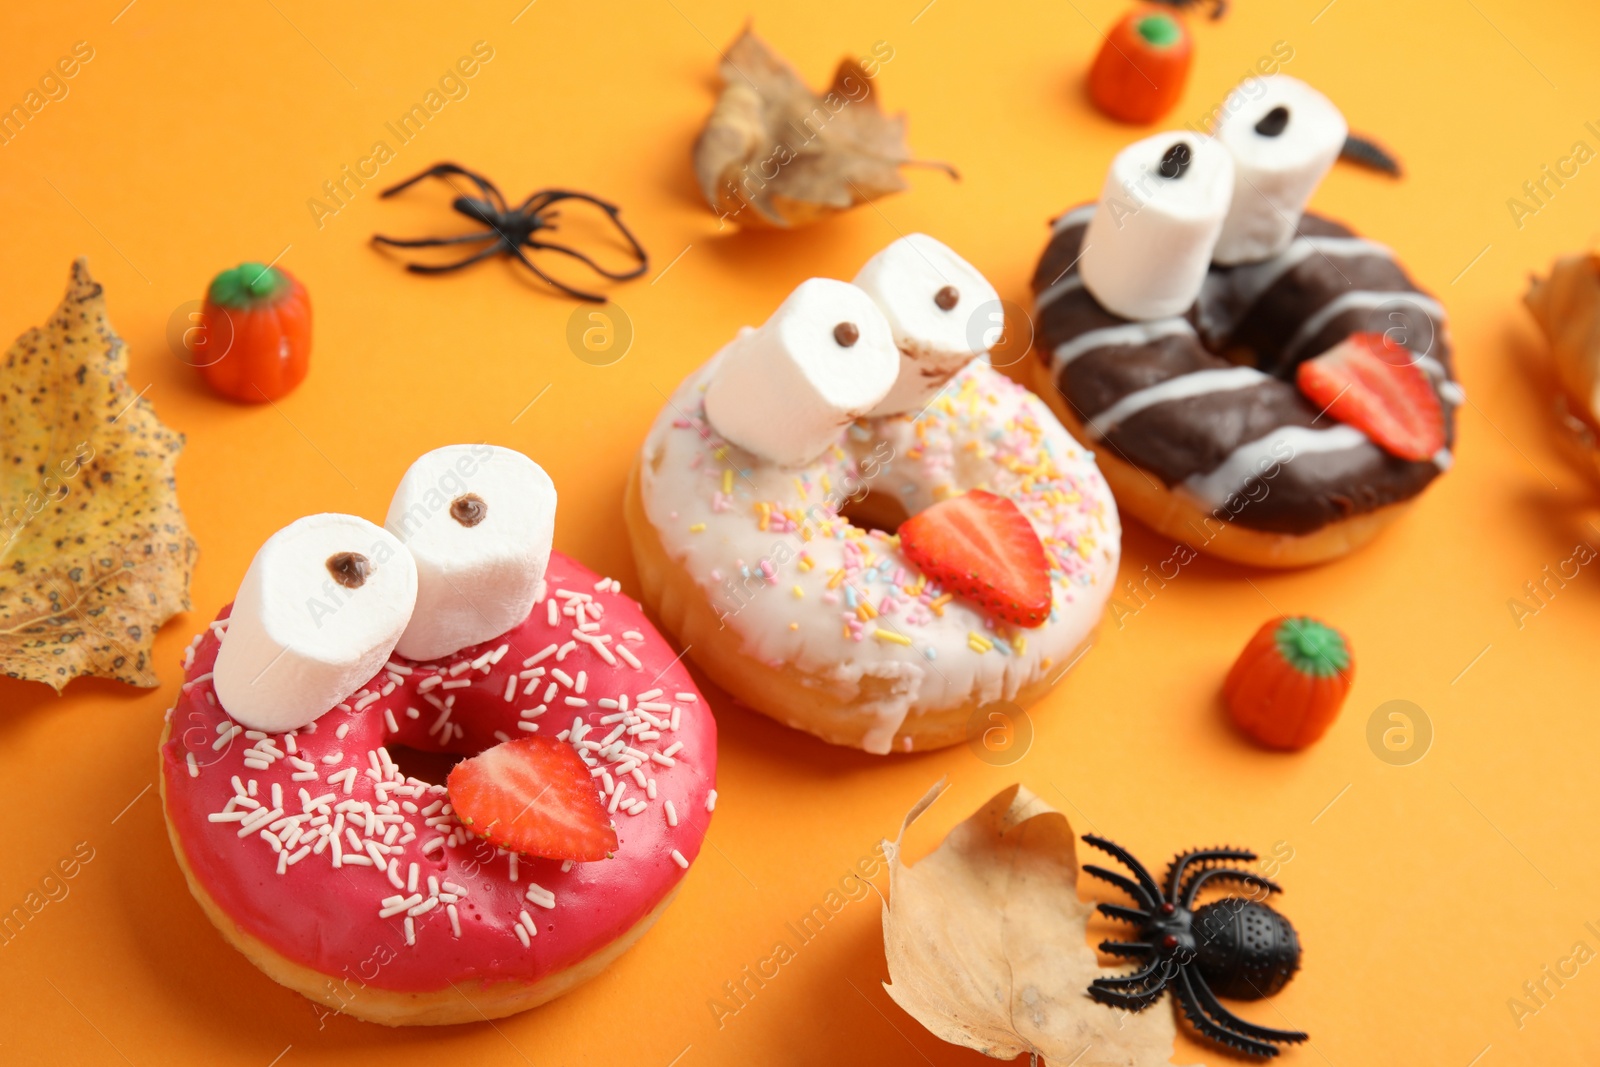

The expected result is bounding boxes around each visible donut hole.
[838,489,911,535]
[385,744,471,788]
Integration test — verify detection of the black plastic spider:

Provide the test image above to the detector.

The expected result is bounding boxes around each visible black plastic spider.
[371,162,648,302]
[1147,0,1227,19]
[1081,835,1308,1059]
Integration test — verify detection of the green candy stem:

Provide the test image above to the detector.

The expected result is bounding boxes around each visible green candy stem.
[1275,617,1350,678]
[208,262,290,309]
[1135,13,1182,48]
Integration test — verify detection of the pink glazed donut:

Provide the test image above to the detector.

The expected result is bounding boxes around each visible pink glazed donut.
[159,551,716,1026]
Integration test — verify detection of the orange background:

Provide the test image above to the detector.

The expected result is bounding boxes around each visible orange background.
[2,0,1598,1063]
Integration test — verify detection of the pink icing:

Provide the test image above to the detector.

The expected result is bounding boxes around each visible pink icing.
[160,551,717,994]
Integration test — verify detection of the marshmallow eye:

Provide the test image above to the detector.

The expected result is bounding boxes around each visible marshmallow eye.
[213,514,418,733]
[1254,106,1290,138]
[385,445,557,663]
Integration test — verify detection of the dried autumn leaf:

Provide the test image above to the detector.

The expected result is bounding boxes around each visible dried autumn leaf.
[1526,251,1600,426]
[882,782,1184,1067]
[0,259,196,690]
[692,28,955,228]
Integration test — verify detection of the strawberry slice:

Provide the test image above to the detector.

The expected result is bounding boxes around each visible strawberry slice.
[1296,332,1445,462]
[447,737,617,861]
[898,489,1052,628]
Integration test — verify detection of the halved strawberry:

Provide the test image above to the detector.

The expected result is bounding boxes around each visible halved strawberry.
[447,737,617,861]
[898,489,1052,628]
[1296,332,1445,462]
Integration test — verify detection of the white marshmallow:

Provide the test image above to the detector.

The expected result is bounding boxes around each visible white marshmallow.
[852,234,1001,416]
[703,277,898,466]
[1212,76,1347,265]
[385,444,556,663]
[214,514,417,733]
[1080,132,1235,321]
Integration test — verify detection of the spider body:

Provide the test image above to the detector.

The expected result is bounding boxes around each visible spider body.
[371,162,647,303]
[1082,835,1308,1059]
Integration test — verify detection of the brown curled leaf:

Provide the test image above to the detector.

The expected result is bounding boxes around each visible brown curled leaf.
[1526,251,1600,426]
[881,782,1183,1067]
[692,28,955,229]
[0,259,197,691]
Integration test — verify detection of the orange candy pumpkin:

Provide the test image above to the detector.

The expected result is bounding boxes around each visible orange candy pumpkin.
[1223,616,1353,750]
[1087,9,1194,125]
[191,262,312,403]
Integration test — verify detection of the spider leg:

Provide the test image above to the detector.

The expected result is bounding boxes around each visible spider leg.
[1080,836,1163,904]
[525,237,649,282]
[1097,940,1153,959]
[1087,981,1167,1013]
[1082,865,1156,911]
[1173,967,1282,1058]
[520,189,649,277]
[1186,969,1308,1046]
[1164,847,1256,901]
[395,242,508,275]
[371,232,499,249]
[1182,867,1282,909]
[506,243,607,303]
[1096,902,1149,925]
[1091,956,1168,990]
[379,162,508,212]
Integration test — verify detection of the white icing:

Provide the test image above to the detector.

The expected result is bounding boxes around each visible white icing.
[1281,290,1446,362]
[1198,236,1392,340]
[1051,318,1196,373]
[1033,274,1085,315]
[638,359,1121,754]
[1084,367,1270,439]
[1178,424,1369,508]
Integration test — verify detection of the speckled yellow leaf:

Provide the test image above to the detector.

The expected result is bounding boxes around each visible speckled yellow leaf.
[0,259,196,690]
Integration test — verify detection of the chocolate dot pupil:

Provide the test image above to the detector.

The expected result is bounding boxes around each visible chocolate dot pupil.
[934,285,960,311]
[326,552,371,589]
[450,493,487,527]
[1158,142,1193,180]
[833,322,860,347]
[1255,106,1290,137]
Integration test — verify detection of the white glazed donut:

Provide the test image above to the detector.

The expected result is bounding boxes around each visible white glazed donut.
[626,353,1121,754]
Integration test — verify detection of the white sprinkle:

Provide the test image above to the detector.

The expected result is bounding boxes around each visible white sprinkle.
[608,781,628,813]
[551,668,575,688]
[547,599,560,626]
[523,644,558,668]
[663,741,684,758]
[706,790,717,812]
[650,752,676,767]
[671,849,689,869]
[447,903,461,938]
[575,671,588,694]
[336,723,351,740]
[517,721,539,733]
[417,675,443,692]
[503,676,518,702]
[354,691,381,711]
[556,640,578,661]
[646,778,657,799]
[441,679,471,690]
[321,753,343,765]
[564,697,588,707]
[516,924,531,948]
[185,753,199,778]
[666,801,678,827]
[385,708,399,733]
[405,916,416,946]
[385,661,413,676]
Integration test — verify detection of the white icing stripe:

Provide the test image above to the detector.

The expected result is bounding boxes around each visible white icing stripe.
[1084,367,1270,439]
[1178,425,1369,508]
[1033,274,1085,314]
[1282,290,1445,362]
[1243,237,1391,304]
[1050,204,1097,233]
[1051,318,1196,374]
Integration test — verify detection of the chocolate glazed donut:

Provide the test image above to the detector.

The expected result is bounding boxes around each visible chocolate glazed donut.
[1029,204,1461,556]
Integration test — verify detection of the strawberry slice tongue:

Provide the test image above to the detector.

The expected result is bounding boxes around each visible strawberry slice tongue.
[897,490,1053,628]
[1295,332,1445,463]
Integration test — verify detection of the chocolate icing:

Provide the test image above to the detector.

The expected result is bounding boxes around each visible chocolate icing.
[1031,209,1457,536]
